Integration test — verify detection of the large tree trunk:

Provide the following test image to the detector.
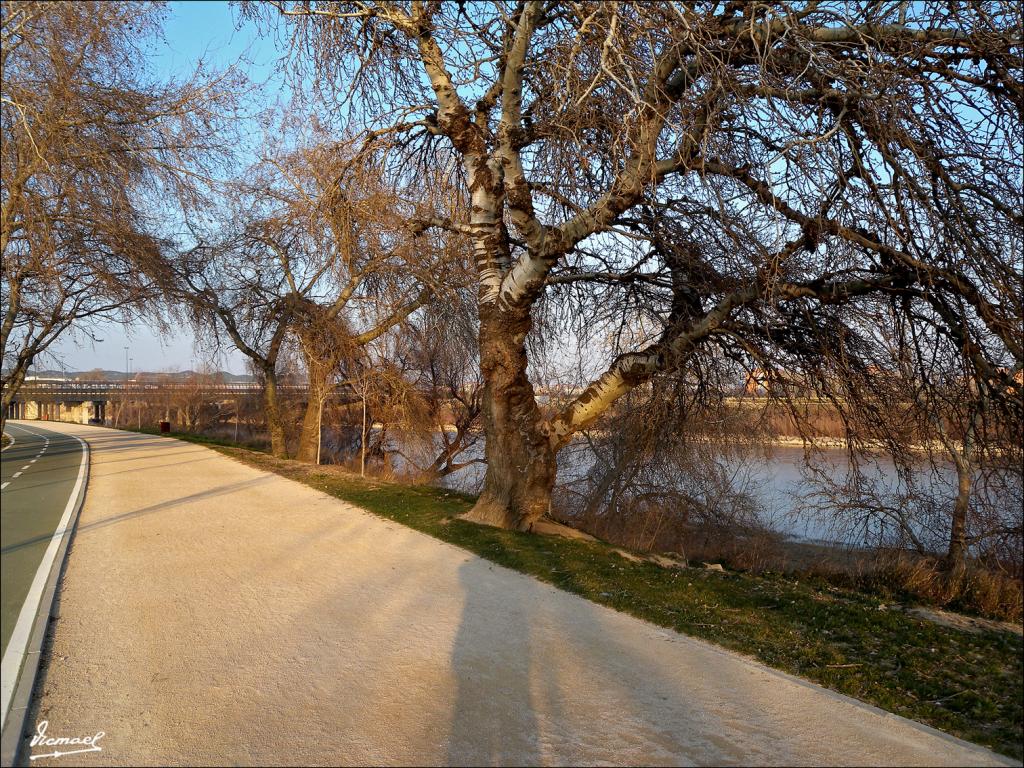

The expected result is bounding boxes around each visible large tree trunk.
[945,459,972,570]
[938,409,978,572]
[1,362,31,435]
[263,368,288,459]
[462,306,556,531]
[0,392,10,435]
[295,342,333,463]
[295,389,324,464]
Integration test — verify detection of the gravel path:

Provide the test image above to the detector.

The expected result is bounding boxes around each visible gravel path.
[23,423,1015,766]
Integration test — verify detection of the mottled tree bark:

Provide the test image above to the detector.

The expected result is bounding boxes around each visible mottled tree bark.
[461,306,556,530]
[0,364,29,435]
[295,372,327,463]
[945,466,972,570]
[263,366,288,459]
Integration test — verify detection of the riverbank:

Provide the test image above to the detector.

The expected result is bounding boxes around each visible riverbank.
[130,427,1023,759]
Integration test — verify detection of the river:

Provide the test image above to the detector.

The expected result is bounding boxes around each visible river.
[338,429,1019,551]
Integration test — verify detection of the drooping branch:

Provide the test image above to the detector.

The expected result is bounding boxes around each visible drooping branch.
[353,287,432,346]
[548,272,904,446]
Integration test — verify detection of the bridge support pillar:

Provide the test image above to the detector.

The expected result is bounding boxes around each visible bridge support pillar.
[61,401,85,424]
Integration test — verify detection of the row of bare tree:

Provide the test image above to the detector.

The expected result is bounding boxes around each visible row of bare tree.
[3,1,1021,569]
[1,2,237,426]
[165,140,480,471]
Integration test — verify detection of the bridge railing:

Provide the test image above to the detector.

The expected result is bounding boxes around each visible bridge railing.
[15,381,285,397]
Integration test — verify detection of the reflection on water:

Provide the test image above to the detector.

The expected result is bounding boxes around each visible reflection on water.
[426,441,956,545]
[382,433,1018,550]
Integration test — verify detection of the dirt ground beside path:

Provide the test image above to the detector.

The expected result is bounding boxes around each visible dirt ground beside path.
[20,423,1015,766]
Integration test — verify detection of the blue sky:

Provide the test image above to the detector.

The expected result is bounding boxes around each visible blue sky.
[45,1,278,375]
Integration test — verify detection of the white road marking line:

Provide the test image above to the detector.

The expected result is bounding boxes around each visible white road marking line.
[1,427,88,729]
[0,482,8,490]
[20,465,30,470]
[29,459,37,464]
[12,472,22,478]
[0,433,14,452]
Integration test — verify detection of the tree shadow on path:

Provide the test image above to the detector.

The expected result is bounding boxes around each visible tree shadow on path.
[447,559,541,766]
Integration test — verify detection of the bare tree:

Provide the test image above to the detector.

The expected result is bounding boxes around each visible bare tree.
[555,378,768,559]
[168,368,233,434]
[173,140,446,461]
[796,305,1023,569]
[292,302,361,463]
[276,145,436,463]
[173,220,298,457]
[1,1,235,432]
[390,302,484,481]
[255,2,1022,532]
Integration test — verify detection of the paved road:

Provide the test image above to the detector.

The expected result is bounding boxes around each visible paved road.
[24,423,1015,766]
[0,421,85,659]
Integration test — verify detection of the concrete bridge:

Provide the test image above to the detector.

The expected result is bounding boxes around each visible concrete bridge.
[3,378,342,425]
[4,379,274,425]
[5,398,107,424]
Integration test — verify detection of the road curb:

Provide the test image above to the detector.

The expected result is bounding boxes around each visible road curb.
[0,432,90,768]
